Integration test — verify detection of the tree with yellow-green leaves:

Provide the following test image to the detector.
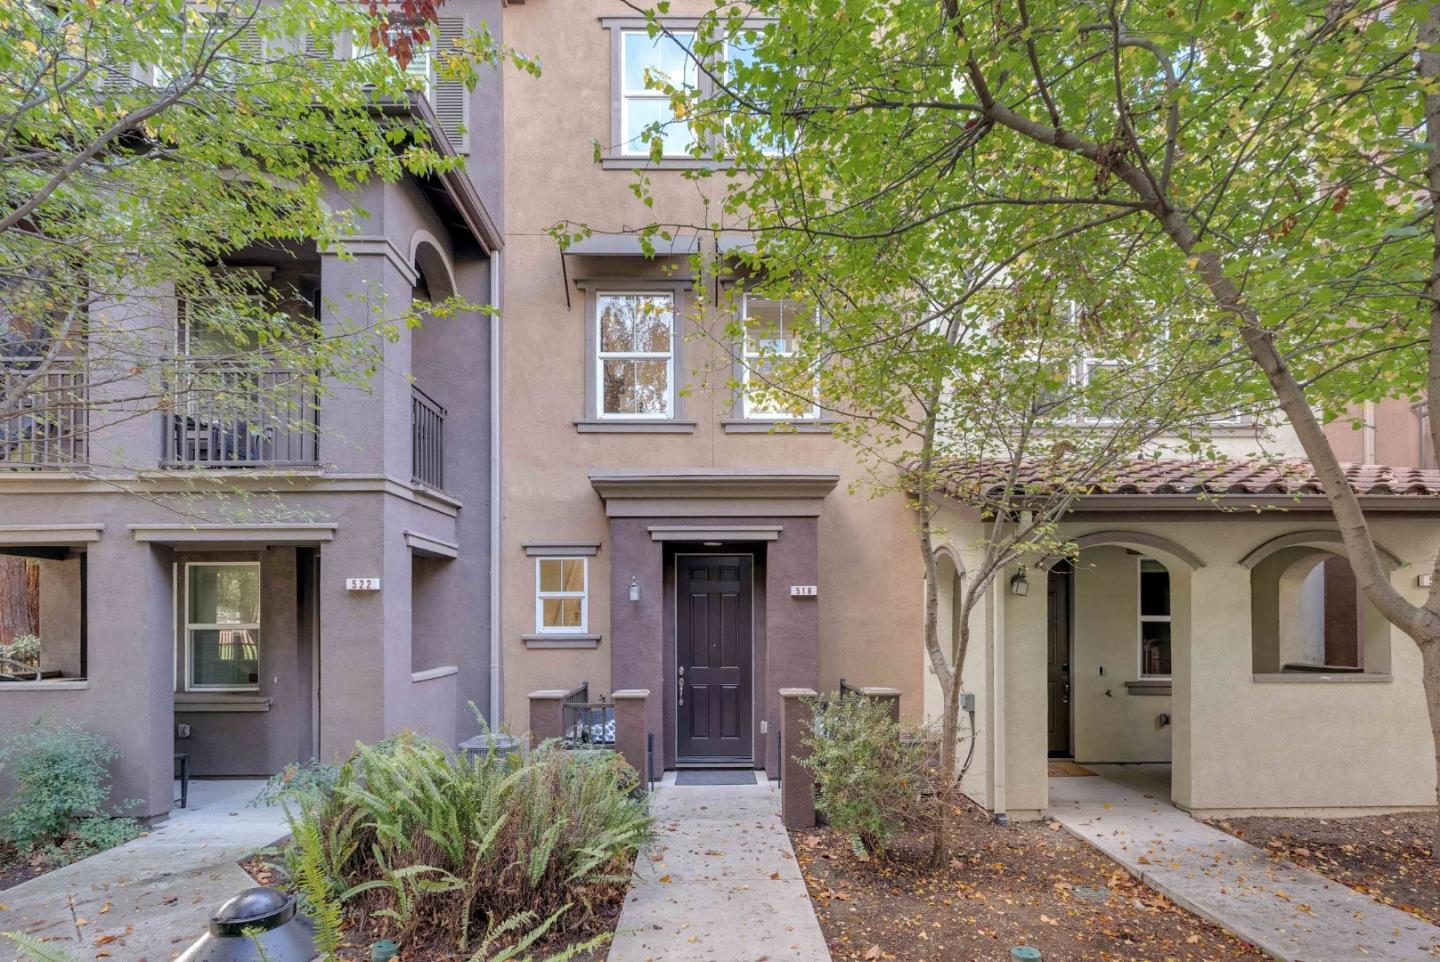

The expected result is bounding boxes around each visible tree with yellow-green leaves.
[596,0,1440,859]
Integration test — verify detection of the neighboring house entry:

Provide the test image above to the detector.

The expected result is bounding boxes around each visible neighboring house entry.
[676,554,754,764]
[1047,563,1073,757]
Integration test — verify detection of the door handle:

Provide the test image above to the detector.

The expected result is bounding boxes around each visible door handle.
[678,666,685,707]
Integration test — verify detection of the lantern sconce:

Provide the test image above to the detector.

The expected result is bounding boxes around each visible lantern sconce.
[629,576,641,603]
[1009,565,1030,597]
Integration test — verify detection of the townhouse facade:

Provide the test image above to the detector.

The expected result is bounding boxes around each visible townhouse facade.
[4,0,1440,825]
[0,0,508,819]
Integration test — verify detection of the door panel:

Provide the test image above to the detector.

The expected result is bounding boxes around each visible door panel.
[677,555,753,761]
[1047,564,1072,756]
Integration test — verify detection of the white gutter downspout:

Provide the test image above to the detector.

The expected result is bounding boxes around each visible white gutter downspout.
[488,249,503,731]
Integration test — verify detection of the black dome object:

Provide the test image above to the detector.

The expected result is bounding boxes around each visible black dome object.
[175,886,316,962]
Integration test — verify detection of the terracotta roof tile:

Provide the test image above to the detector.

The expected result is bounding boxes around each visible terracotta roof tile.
[926,458,1440,502]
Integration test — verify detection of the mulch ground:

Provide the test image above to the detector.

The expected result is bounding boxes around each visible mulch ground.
[0,854,50,892]
[793,800,1268,962]
[1213,811,1440,926]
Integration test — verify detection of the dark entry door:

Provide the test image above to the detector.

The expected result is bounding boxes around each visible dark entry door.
[677,555,753,763]
[1047,564,1072,757]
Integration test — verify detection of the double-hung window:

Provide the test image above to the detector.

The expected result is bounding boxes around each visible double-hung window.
[535,557,587,634]
[620,29,697,156]
[185,562,261,690]
[740,294,817,419]
[1138,558,1172,678]
[597,292,675,418]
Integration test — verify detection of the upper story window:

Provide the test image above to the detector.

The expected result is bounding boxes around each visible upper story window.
[597,292,675,418]
[740,294,817,420]
[535,557,587,634]
[620,29,697,156]
[1138,558,1172,678]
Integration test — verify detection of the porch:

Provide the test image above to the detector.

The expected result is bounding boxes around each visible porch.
[928,461,1440,819]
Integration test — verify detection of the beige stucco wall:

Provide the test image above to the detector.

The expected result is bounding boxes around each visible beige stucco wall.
[1071,546,1177,765]
[932,501,1439,817]
[497,0,924,735]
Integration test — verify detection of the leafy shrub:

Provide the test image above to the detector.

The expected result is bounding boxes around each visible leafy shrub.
[0,718,138,855]
[253,758,341,811]
[282,732,651,957]
[0,634,40,667]
[800,694,936,858]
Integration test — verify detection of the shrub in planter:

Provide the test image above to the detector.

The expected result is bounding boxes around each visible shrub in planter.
[799,694,936,858]
[0,718,140,857]
[281,732,651,957]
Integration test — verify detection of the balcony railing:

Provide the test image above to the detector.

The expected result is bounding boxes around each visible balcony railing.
[0,361,87,469]
[163,360,318,468]
[411,383,445,490]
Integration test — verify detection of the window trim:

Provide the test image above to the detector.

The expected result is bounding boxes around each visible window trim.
[183,560,262,692]
[576,279,690,426]
[534,556,588,635]
[601,17,775,168]
[1137,556,1172,680]
[618,27,697,158]
[736,290,821,422]
[594,290,676,420]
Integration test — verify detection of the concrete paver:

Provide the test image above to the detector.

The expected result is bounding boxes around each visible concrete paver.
[1049,766,1440,962]
[0,780,287,962]
[608,772,831,962]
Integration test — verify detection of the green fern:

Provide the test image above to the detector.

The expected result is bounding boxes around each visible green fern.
[293,817,345,958]
[1,932,83,962]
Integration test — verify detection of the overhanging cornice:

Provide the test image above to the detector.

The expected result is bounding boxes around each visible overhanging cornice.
[590,468,839,518]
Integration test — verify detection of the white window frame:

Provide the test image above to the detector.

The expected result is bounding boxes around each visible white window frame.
[723,38,784,158]
[595,291,675,419]
[740,292,819,420]
[183,561,261,692]
[619,28,697,157]
[535,557,588,634]
[1137,557,1172,680]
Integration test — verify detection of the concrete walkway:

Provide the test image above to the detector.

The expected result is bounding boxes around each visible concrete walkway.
[0,780,287,962]
[608,772,830,962]
[1049,766,1440,962]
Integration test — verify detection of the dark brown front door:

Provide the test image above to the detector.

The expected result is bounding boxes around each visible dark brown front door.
[1047,564,1072,757]
[677,555,753,763]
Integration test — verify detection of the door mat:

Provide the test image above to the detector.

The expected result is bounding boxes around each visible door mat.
[675,770,759,786]
[1048,761,1097,777]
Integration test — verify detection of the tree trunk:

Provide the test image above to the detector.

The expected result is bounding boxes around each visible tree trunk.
[0,557,38,647]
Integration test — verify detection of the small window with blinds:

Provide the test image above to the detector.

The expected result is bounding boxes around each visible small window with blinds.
[342,17,467,153]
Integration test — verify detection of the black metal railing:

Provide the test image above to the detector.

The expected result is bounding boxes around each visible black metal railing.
[163,360,318,467]
[411,383,445,490]
[838,677,862,700]
[0,361,87,468]
[562,682,616,749]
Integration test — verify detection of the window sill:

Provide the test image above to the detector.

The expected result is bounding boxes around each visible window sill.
[600,156,731,171]
[722,418,836,435]
[575,419,697,434]
[1253,672,1392,684]
[0,679,88,691]
[1125,680,1172,696]
[174,692,272,712]
[522,633,602,650]
[411,665,459,683]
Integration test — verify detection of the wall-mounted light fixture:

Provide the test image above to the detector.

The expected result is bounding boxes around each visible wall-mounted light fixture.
[629,576,640,603]
[1008,565,1030,597]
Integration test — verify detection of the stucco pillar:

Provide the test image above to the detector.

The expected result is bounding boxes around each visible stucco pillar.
[528,689,568,747]
[779,688,818,829]
[1003,578,1049,818]
[612,688,651,785]
[608,519,665,760]
[766,519,820,779]
[1174,562,1244,813]
[317,250,416,475]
